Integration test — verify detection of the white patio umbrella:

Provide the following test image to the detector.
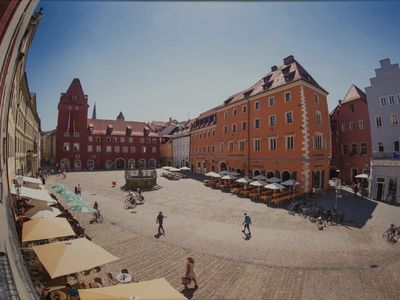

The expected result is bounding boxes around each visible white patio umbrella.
[265,182,286,197]
[229,171,241,177]
[253,174,267,180]
[179,166,191,171]
[221,174,237,180]
[205,172,221,178]
[219,170,229,176]
[161,166,171,170]
[236,177,254,184]
[250,180,267,194]
[266,176,282,183]
[355,174,368,179]
[281,179,300,201]
[168,167,180,172]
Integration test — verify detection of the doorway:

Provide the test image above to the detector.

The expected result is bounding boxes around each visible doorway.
[376,182,384,201]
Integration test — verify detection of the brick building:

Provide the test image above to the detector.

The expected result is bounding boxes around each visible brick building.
[330,85,371,184]
[56,79,160,171]
[190,55,331,192]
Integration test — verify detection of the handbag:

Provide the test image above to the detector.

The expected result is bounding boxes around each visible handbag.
[181,277,192,285]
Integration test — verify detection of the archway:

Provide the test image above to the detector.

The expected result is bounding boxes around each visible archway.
[202,161,207,173]
[266,171,274,179]
[313,170,322,188]
[60,158,70,171]
[282,171,291,182]
[87,160,94,171]
[115,158,125,169]
[219,161,227,172]
[74,159,81,170]
[105,160,113,170]
[128,159,135,169]
[253,169,261,177]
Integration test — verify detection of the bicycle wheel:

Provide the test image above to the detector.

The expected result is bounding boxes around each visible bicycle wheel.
[98,214,104,223]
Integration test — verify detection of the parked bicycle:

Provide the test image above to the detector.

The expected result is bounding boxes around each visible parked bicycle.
[90,209,103,224]
[383,224,400,243]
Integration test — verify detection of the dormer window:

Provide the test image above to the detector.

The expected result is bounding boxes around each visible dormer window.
[263,81,273,90]
[126,126,132,136]
[282,66,291,75]
[72,96,77,102]
[224,97,233,105]
[107,124,113,135]
[243,89,253,98]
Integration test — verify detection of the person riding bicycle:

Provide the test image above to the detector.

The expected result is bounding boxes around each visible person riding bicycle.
[93,201,99,212]
[127,191,137,206]
[136,188,144,202]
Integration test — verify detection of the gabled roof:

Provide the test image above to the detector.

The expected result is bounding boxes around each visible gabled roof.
[342,84,366,103]
[222,55,327,106]
[65,78,85,98]
[87,119,158,137]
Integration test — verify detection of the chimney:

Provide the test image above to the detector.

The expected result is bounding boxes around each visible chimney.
[338,99,342,105]
[271,65,278,72]
[169,117,172,122]
[283,55,295,65]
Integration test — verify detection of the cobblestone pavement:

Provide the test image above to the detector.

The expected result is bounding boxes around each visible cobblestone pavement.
[48,171,400,299]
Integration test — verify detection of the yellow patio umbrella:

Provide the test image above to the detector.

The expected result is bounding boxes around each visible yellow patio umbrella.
[78,278,186,300]
[32,238,119,279]
[22,217,75,242]
[24,206,61,219]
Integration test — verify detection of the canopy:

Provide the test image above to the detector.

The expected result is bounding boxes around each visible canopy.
[25,206,61,219]
[10,184,56,203]
[32,238,119,278]
[168,167,180,172]
[265,183,286,190]
[266,177,282,183]
[229,171,241,176]
[179,166,191,171]
[236,177,254,184]
[253,174,267,180]
[78,278,186,300]
[281,179,300,187]
[249,180,267,187]
[69,204,96,213]
[161,166,171,170]
[355,174,368,179]
[221,174,237,180]
[205,172,221,178]
[22,217,75,242]
[21,176,42,184]
[219,170,229,176]
[49,183,68,196]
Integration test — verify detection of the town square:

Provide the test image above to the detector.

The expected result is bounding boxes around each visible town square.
[0,1,400,299]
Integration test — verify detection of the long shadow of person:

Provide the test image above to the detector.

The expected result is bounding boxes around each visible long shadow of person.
[242,232,252,240]
[181,287,196,299]
[154,233,162,239]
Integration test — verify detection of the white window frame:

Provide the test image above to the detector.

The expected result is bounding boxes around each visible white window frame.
[87,145,93,152]
[349,121,355,131]
[316,111,322,125]
[380,97,387,106]
[223,125,228,134]
[238,140,245,152]
[269,115,276,127]
[342,124,346,132]
[224,111,228,119]
[375,116,382,127]
[389,95,395,105]
[241,121,247,131]
[233,108,237,116]
[242,105,247,113]
[228,141,234,152]
[268,96,275,107]
[114,146,120,153]
[96,145,101,153]
[130,146,136,153]
[378,141,384,152]
[285,135,294,150]
[285,111,293,124]
[269,137,277,151]
[391,113,398,126]
[254,101,260,110]
[232,123,237,133]
[284,91,292,102]
[253,138,261,151]
[106,145,112,153]
[359,120,365,129]
[63,143,70,152]
[220,142,224,152]
[254,118,260,129]
[314,132,323,150]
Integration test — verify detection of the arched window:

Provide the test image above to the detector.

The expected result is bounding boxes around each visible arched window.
[266,171,274,179]
[74,159,81,170]
[253,169,261,177]
[60,159,70,171]
[138,159,146,168]
[219,161,227,172]
[282,171,291,182]
[202,161,207,173]
[115,158,125,169]
[128,159,135,169]
[105,160,113,170]
[87,160,94,171]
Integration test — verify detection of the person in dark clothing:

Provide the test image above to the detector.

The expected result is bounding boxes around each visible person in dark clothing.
[242,213,252,235]
[156,211,167,235]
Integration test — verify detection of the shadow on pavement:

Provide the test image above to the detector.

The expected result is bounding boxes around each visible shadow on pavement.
[315,188,377,228]
[181,287,196,299]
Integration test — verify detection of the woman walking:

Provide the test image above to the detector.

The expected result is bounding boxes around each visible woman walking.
[183,257,198,289]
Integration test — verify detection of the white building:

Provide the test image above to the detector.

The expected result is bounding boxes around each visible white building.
[172,128,190,168]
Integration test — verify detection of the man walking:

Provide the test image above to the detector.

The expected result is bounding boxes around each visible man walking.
[242,213,251,236]
[156,211,167,235]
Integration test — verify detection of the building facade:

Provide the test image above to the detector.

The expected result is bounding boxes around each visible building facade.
[172,126,191,168]
[190,55,331,193]
[330,85,371,184]
[56,79,161,171]
[366,58,400,203]
[40,129,56,167]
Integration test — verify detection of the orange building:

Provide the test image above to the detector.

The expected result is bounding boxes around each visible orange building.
[190,55,330,192]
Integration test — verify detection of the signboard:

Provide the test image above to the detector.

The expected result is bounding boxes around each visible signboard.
[393,152,400,160]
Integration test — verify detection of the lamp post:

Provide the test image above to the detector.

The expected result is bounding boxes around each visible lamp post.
[15,175,23,200]
[334,170,341,211]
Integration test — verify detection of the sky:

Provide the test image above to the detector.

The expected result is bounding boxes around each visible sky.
[26,1,400,131]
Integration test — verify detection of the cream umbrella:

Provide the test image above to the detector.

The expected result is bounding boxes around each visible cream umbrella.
[249,180,267,194]
[229,171,241,177]
[282,179,300,201]
[355,174,368,179]
[205,172,221,178]
[219,170,229,176]
[265,182,286,198]
[78,278,186,300]
[236,177,254,184]
[161,166,171,170]
[179,166,191,171]
[32,238,119,279]
[22,218,75,242]
[168,167,180,172]
[253,174,267,180]
[266,176,282,183]
[221,174,237,180]
[25,207,61,219]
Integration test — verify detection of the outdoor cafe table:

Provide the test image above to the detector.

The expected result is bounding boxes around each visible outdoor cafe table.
[115,272,132,284]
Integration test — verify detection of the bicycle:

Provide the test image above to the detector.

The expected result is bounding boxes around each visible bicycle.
[383,224,399,242]
[124,196,137,209]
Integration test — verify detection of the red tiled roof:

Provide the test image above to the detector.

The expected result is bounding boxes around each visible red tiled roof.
[87,119,159,137]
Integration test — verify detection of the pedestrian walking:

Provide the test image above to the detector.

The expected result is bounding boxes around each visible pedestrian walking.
[156,211,167,235]
[182,257,198,289]
[242,213,251,236]
[74,186,78,195]
[77,184,82,195]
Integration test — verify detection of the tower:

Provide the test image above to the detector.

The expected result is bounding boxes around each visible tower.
[56,78,89,170]
[92,102,97,119]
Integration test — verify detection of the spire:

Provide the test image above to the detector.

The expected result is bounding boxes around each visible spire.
[116,111,125,121]
[92,103,97,119]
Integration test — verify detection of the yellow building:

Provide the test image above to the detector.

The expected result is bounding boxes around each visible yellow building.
[40,129,57,166]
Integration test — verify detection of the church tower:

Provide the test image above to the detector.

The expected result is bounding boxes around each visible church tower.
[56,78,89,170]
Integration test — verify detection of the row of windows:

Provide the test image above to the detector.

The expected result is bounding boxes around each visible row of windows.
[223,93,320,119]
[375,114,398,127]
[341,120,365,132]
[379,94,400,106]
[63,143,157,154]
[193,129,216,140]
[192,133,325,153]
[341,143,368,155]
[377,141,400,153]
[87,136,158,144]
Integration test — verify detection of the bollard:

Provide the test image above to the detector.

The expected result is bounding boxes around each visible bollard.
[112,180,116,187]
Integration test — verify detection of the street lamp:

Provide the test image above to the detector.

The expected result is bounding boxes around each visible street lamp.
[15,175,23,199]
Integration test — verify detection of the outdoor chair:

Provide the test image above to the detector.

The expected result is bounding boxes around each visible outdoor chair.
[106,272,118,286]
[121,268,129,274]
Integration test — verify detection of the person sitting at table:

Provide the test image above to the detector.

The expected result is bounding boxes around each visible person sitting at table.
[35,281,51,300]
[106,272,118,286]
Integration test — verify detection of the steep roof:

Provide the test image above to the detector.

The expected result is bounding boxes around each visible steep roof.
[87,119,158,137]
[65,78,85,98]
[223,55,327,106]
[342,84,366,103]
